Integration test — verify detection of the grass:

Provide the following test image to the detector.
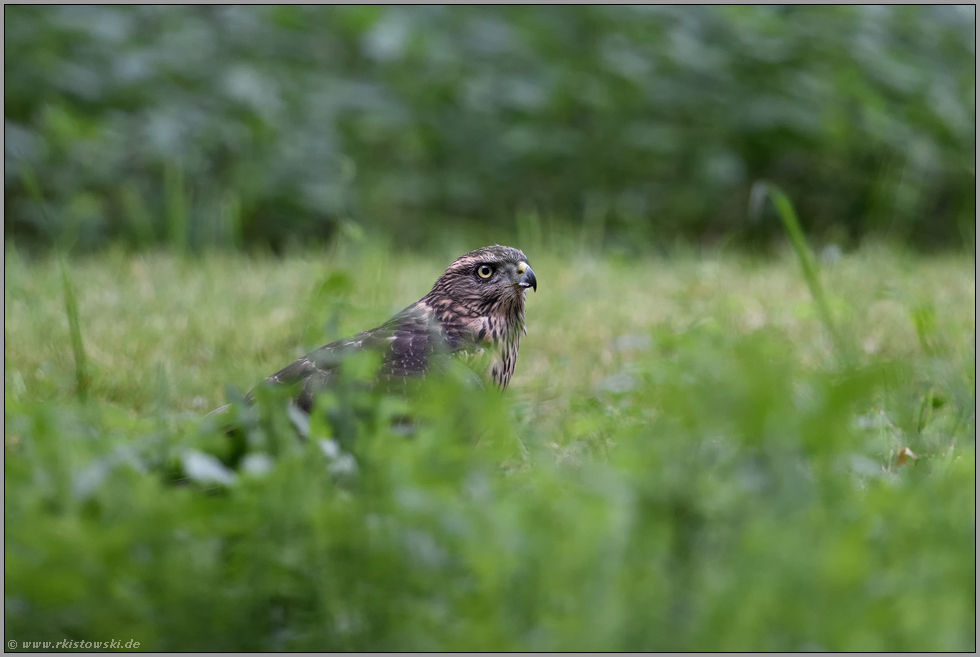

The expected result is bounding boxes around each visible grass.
[4,237,976,651]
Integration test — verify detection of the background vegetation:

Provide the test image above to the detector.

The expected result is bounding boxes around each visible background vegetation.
[4,5,976,251]
[4,5,976,652]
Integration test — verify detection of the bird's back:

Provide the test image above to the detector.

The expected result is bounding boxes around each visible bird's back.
[250,301,464,412]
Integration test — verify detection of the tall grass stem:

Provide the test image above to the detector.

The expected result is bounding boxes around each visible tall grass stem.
[750,181,844,356]
[60,261,90,401]
[20,163,91,400]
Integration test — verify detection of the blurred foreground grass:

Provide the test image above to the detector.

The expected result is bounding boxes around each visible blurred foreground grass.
[4,241,976,650]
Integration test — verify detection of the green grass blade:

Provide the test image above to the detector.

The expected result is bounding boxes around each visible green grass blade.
[60,260,89,402]
[20,162,90,399]
[750,181,844,356]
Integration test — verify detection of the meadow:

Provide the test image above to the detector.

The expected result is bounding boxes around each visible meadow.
[4,236,976,651]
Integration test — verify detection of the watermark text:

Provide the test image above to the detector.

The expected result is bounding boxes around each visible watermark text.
[7,639,141,650]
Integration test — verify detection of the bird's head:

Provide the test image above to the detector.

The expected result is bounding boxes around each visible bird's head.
[423,245,536,341]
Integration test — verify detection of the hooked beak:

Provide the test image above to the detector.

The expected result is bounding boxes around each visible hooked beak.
[516,262,537,292]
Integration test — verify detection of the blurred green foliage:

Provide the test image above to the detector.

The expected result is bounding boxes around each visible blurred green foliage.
[5,328,974,651]
[4,6,976,252]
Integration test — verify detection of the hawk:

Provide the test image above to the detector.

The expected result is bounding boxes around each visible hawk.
[247,245,536,412]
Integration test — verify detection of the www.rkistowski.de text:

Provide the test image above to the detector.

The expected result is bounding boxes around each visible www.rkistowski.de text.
[7,639,141,650]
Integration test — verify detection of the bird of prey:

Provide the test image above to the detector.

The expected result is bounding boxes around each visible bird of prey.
[247,245,537,412]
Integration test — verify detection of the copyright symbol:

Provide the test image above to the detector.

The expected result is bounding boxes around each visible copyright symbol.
[7,639,17,649]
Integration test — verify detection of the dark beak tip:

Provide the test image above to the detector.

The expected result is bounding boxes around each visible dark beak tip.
[518,266,537,292]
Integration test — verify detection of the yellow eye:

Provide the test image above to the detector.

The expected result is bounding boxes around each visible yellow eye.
[477,264,493,279]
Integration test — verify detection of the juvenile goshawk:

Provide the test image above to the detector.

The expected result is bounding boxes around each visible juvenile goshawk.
[249,245,537,412]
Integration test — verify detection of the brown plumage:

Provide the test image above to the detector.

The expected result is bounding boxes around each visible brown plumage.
[250,245,537,412]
